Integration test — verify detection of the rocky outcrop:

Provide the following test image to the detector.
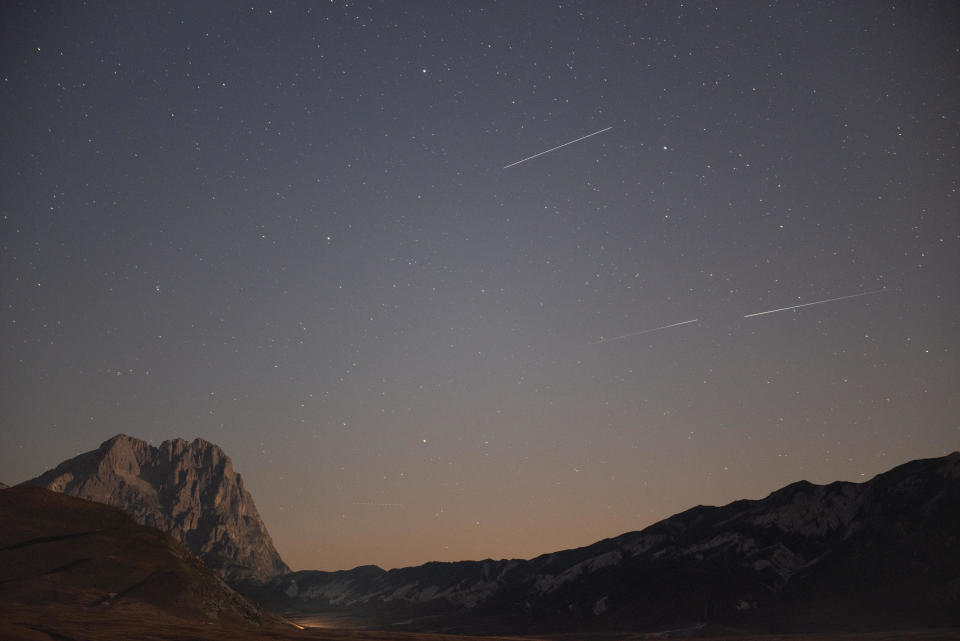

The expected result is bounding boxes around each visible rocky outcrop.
[249,452,960,634]
[21,434,289,583]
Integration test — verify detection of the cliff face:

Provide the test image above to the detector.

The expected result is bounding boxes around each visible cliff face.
[22,434,289,583]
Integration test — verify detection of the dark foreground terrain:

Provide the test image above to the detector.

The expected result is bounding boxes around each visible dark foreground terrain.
[0,607,535,641]
[0,485,288,640]
[2,607,959,641]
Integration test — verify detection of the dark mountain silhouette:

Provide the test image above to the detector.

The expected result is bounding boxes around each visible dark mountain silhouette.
[246,452,960,635]
[0,485,295,640]
[21,434,289,583]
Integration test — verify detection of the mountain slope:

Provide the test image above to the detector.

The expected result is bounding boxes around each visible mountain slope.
[21,434,289,583]
[0,488,561,641]
[0,485,293,639]
[250,452,960,634]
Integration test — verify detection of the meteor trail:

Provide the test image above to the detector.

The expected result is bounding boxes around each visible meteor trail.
[503,126,613,169]
[507,318,699,371]
[352,502,404,507]
[580,318,699,348]
[743,288,891,318]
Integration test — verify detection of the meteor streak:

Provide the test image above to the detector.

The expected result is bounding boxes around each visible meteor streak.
[743,288,891,318]
[508,318,698,371]
[352,502,404,507]
[503,126,613,169]
[580,318,699,348]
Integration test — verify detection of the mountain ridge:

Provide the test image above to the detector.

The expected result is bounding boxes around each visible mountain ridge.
[244,451,960,634]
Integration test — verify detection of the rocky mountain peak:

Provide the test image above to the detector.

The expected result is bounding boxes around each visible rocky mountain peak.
[21,434,289,583]
[97,433,152,474]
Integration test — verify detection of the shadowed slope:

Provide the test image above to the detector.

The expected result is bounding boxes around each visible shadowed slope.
[0,486,287,629]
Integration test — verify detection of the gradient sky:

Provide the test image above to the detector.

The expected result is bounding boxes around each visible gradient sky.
[2,1,958,572]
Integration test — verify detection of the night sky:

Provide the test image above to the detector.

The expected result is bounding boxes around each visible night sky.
[2,1,958,572]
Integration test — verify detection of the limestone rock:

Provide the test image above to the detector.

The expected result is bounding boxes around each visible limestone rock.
[21,434,289,583]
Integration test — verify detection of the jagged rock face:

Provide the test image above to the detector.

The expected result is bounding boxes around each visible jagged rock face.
[21,434,289,583]
[248,452,960,634]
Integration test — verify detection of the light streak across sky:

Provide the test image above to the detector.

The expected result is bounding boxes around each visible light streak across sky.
[580,318,700,348]
[503,126,613,169]
[743,289,892,318]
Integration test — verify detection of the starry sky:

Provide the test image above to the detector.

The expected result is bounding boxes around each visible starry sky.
[2,1,958,572]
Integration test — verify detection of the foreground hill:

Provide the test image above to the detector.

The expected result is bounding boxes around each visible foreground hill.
[248,452,960,635]
[21,434,288,583]
[0,485,553,641]
[0,485,297,640]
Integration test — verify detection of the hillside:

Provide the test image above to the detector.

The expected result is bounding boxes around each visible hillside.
[0,485,298,640]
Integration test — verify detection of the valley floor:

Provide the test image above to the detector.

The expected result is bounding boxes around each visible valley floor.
[538,631,960,641]
[3,606,959,641]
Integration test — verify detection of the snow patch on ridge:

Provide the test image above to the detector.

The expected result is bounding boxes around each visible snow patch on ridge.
[534,550,623,594]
